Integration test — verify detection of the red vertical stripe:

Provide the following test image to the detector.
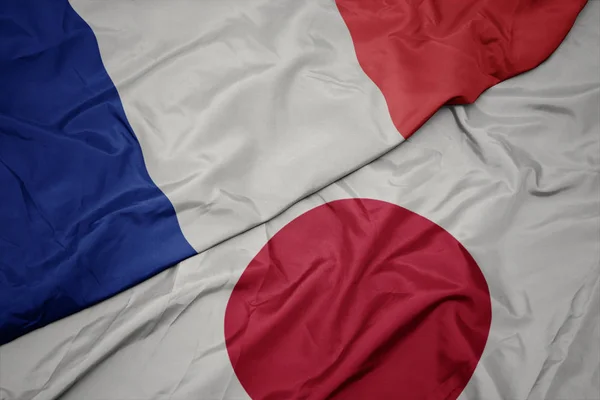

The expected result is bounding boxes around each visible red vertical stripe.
[336,0,587,138]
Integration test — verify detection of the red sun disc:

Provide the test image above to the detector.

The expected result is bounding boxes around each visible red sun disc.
[225,198,491,399]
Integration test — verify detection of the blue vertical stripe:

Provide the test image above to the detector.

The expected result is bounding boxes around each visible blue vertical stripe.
[0,1,196,344]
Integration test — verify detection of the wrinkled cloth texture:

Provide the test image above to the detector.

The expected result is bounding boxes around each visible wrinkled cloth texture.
[1,1,598,399]
[0,0,588,345]
[336,0,588,134]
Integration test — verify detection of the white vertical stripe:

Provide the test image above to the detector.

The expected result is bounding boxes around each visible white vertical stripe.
[69,0,402,252]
